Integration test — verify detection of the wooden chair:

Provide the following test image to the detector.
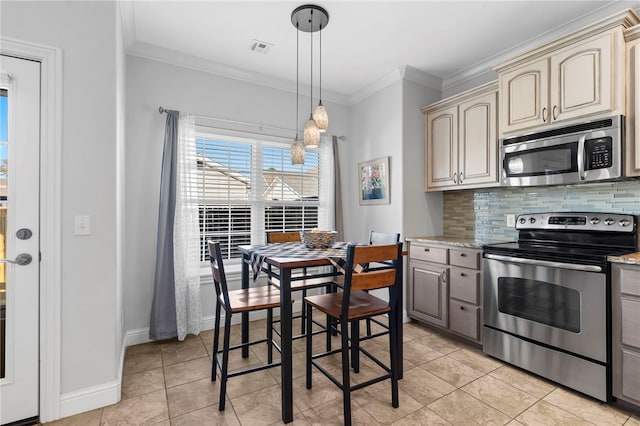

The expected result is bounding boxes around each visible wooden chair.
[304,243,402,426]
[208,241,283,411]
[266,231,336,336]
[364,231,401,338]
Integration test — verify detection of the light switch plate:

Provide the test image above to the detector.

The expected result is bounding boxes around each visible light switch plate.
[506,214,516,228]
[74,215,91,236]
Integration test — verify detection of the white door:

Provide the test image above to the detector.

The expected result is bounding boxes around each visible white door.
[0,55,40,425]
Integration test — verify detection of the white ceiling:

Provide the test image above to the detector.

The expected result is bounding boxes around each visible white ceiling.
[121,1,640,104]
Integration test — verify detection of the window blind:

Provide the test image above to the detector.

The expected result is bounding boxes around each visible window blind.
[195,134,320,261]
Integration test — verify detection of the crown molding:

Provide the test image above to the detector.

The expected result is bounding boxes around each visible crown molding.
[118,0,136,50]
[349,65,442,105]
[443,4,639,92]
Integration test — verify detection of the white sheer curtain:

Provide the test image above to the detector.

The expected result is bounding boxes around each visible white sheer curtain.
[173,113,202,340]
[318,135,335,231]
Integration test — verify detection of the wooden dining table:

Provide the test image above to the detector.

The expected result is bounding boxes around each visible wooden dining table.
[238,242,404,424]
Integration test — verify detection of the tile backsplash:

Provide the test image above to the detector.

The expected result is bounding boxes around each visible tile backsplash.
[443,180,640,242]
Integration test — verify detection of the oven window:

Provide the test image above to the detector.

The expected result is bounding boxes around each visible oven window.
[503,142,577,177]
[497,278,581,333]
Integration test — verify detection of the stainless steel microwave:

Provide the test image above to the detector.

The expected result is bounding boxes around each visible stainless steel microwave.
[501,115,623,187]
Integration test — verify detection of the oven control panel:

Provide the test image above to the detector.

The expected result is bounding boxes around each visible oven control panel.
[515,212,636,232]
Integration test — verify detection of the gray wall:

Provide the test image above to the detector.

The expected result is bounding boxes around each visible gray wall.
[1,0,123,396]
[124,55,350,333]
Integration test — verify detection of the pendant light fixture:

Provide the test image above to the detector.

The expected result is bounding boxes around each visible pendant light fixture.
[292,4,329,149]
[313,21,328,133]
[291,21,305,165]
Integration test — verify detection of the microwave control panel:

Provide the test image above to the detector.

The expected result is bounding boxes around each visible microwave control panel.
[585,137,612,170]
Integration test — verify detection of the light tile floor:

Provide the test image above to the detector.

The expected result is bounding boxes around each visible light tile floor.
[43,319,640,425]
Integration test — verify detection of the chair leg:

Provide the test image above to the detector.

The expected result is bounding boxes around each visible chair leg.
[340,318,352,426]
[389,310,399,408]
[301,289,307,335]
[350,320,360,374]
[267,307,274,364]
[305,302,313,390]
[211,300,222,381]
[326,312,332,352]
[219,312,232,411]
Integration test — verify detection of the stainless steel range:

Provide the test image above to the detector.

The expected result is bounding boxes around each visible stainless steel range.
[483,212,637,402]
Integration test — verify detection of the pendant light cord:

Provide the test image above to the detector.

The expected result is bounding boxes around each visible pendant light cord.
[296,22,299,136]
[319,24,322,103]
[310,10,313,115]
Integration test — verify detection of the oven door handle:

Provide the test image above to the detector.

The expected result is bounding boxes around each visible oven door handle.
[484,253,602,272]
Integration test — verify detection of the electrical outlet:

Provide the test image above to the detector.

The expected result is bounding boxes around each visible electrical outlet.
[506,214,516,228]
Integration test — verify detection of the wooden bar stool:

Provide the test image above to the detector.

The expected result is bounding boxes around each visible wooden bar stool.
[208,241,283,411]
[304,243,403,426]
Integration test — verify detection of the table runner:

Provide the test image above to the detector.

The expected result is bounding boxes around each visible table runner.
[247,242,360,280]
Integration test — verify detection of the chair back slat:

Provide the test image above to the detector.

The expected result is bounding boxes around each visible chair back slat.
[208,241,231,307]
[267,231,301,243]
[352,244,399,265]
[351,269,396,291]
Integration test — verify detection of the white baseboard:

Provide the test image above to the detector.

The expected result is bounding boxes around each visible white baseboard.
[59,378,121,419]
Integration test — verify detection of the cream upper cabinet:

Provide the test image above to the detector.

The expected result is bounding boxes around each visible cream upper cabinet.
[423,82,498,191]
[497,28,626,136]
[499,59,549,133]
[625,25,640,177]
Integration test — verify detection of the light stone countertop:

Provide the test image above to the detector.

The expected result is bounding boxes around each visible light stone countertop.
[608,252,640,265]
[405,236,495,249]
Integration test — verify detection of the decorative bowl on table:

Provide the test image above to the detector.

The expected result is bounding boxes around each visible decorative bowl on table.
[300,230,338,249]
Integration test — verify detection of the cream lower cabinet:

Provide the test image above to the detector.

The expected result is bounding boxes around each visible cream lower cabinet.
[423,82,498,191]
[497,27,626,136]
[612,263,640,408]
[407,241,482,343]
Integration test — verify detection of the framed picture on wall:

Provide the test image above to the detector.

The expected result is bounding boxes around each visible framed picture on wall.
[358,156,390,205]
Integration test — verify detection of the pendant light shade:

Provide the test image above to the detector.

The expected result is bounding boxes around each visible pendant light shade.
[304,115,320,148]
[291,137,305,165]
[313,102,328,133]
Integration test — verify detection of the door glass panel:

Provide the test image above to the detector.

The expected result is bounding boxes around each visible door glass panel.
[0,88,7,378]
[497,277,581,333]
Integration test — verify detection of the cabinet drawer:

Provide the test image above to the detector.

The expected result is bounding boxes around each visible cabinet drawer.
[409,244,448,264]
[449,248,480,269]
[622,298,640,349]
[449,266,480,304]
[622,349,640,402]
[449,300,480,341]
[620,267,640,296]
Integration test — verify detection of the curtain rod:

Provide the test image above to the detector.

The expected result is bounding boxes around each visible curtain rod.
[158,106,345,140]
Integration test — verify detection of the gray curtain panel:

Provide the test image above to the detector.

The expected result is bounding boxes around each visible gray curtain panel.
[149,110,179,340]
[333,135,344,241]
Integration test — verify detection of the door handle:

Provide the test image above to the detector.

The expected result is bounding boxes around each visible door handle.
[542,107,547,122]
[552,105,558,121]
[0,253,33,266]
[453,173,458,184]
[459,171,464,184]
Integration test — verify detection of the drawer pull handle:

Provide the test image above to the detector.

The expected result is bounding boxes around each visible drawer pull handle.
[460,253,466,257]
[424,248,430,252]
[460,272,466,277]
[460,306,465,310]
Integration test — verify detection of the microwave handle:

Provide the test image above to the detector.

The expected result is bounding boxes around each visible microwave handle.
[577,135,586,180]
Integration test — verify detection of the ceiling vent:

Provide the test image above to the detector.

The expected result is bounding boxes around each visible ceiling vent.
[250,39,273,54]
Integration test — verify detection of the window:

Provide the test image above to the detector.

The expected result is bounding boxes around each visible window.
[196,132,319,262]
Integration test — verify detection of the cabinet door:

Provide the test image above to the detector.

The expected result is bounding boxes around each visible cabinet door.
[626,39,640,177]
[500,58,549,134]
[449,299,480,341]
[409,261,448,327]
[426,106,458,189]
[457,92,498,186]
[550,31,618,123]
